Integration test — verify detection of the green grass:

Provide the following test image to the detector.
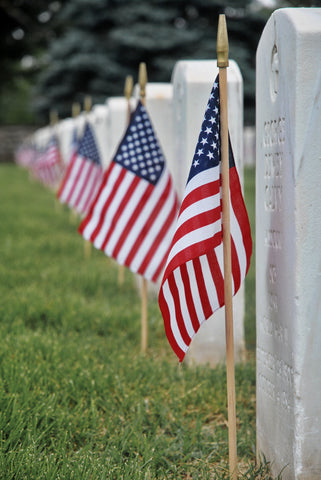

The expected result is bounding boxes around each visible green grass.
[244,166,256,352]
[0,164,279,479]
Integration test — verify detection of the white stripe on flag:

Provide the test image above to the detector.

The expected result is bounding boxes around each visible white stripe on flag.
[186,260,205,323]
[69,157,89,207]
[199,254,220,312]
[183,167,218,198]
[162,279,188,354]
[165,221,221,268]
[82,164,122,241]
[116,168,169,265]
[230,194,247,280]
[173,268,195,338]
[93,170,134,248]
[143,203,177,280]
[129,170,172,271]
[105,178,149,257]
[175,193,220,231]
[76,163,96,213]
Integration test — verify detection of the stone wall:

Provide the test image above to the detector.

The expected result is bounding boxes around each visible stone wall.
[0,124,256,166]
[0,126,40,163]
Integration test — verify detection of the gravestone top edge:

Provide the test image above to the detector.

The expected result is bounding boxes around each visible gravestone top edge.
[171,59,242,84]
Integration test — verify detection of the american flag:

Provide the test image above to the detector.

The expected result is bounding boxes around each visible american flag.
[79,101,178,283]
[15,142,36,169]
[158,77,252,362]
[57,122,103,216]
[33,135,63,189]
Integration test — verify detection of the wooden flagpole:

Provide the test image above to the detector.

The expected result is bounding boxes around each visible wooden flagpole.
[50,109,59,126]
[138,62,148,353]
[72,101,81,119]
[84,95,92,259]
[118,75,134,287]
[69,102,81,225]
[50,110,61,208]
[217,14,238,479]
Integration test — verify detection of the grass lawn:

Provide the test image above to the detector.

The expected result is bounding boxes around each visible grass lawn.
[0,164,280,479]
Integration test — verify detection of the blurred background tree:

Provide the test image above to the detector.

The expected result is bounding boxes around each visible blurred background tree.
[0,0,316,126]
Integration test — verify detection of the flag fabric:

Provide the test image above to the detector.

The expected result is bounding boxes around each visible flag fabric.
[15,142,36,169]
[33,135,63,189]
[79,100,178,283]
[158,76,252,362]
[57,122,103,216]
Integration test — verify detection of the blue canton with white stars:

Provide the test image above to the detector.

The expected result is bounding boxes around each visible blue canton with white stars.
[114,101,164,186]
[78,123,101,165]
[187,77,220,184]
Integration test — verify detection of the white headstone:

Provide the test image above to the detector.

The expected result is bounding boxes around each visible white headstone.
[33,125,51,151]
[172,60,245,366]
[87,105,110,168]
[56,118,75,166]
[106,97,135,164]
[134,83,175,189]
[256,8,321,479]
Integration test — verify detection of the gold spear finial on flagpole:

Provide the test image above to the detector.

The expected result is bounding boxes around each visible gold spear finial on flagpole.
[72,102,81,118]
[124,75,134,126]
[84,95,92,113]
[217,14,237,480]
[138,62,148,354]
[217,14,229,68]
[50,109,59,126]
[124,75,134,101]
[139,62,147,107]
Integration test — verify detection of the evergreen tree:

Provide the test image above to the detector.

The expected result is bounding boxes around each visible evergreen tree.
[33,0,272,124]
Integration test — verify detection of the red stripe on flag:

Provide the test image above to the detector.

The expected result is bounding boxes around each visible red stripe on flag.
[180,262,200,332]
[159,288,185,362]
[207,250,224,307]
[231,236,241,295]
[123,178,172,267]
[192,257,212,320]
[139,196,178,280]
[57,153,77,199]
[180,180,220,214]
[74,161,94,210]
[111,183,154,258]
[170,206,221,249]
[66,158,86,205]
[164,232,222,281]
[81,166,102,215]
[90,167,127,243]
[229,166,252,273]
[167,273,191,346]
[100,174,140,251]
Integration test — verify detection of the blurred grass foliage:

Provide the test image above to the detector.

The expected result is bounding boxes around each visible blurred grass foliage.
[0,164,282,479]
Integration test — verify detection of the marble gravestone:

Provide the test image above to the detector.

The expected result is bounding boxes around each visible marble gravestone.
[106,97,135,166]
[56,118,76,166]
[132,83,175,296]
[133,83,175,192]
[256,8,321,479]
[87,105,110,169]
[171,60,246,366]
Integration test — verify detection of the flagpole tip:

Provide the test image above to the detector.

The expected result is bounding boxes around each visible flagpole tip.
[124,75,134,100]
[217,14,229,68]
[72,102,81,118]
[50,109,59,125]
[84,95,92,113]
[138,62,148,103]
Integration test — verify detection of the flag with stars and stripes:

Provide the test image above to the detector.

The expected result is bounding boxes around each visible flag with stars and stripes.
[33,135,64,189]
[79,101,179,283]
[57,122,103,216]
[158,76,252,362]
